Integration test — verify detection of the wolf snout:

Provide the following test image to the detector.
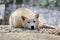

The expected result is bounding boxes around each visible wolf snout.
[31,26,34,30]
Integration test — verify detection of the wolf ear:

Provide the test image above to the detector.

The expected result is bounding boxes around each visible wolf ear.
[35,14,39,19]
[21,16,26,21]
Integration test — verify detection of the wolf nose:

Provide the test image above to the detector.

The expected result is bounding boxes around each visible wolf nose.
[31,26,34,30]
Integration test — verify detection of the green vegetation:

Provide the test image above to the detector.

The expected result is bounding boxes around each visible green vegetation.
[40,0,49,7]
[16,0,23,4]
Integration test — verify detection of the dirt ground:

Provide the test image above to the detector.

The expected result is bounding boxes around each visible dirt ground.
[0,25,60,40]
[0,33,60,40]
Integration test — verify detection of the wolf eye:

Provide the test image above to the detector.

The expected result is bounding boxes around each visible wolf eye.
[27,21,30,23]
[33,21,35,23]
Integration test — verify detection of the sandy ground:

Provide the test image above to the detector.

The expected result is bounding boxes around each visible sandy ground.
[0,25,60,40]
[0,33,60,40]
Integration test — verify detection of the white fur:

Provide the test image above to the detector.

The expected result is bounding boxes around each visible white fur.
[9,8,39,29]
